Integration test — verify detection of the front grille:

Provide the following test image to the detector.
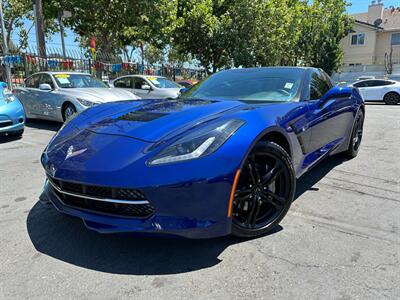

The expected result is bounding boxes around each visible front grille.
[0,121,12,128]
[48,177,154,218]
[49,177,146,200]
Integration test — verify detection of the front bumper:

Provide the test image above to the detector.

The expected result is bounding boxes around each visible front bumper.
[0,100,25,134]
[0,114,24,134]
[40,178,233,239]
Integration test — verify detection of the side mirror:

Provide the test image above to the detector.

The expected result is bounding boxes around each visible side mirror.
[141,84,151,90]
[321,86,352,102]
[39,83,52,91]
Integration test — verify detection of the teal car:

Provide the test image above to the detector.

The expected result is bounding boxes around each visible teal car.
[0,82,25,137]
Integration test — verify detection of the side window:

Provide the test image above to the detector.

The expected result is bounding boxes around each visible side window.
[365,80,389,87]
[114,77,133,88]
[25,75,40,88]
[309,72,331,100]
[353,81,366,88]
[39,74,54,89]
[133,78,148,89]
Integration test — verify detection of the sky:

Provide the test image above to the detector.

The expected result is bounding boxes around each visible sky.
[347,0,400,14]
[11,0,400,56]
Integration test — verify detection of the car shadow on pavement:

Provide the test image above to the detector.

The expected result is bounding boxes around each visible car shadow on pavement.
[0,135,23,144]
[26,201,283,275]
[26,154,347,275]
[25,119,62,132]
[294,155,349,200]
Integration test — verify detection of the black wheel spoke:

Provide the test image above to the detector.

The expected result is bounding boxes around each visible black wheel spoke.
[247,162,259,184]
[235,189,252,197]
[235,194,251,202]
[261,191,285,209]
[261,160,283,186]
[245,199,257,227]
[251,200,262,227]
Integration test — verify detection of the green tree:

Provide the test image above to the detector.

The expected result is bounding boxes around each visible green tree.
[1,0,33,52]
[296,0,353,75]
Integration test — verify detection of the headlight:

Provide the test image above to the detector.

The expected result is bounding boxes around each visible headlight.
[148,119,245,165]
[77,98,99,107]
[2,88,16,103]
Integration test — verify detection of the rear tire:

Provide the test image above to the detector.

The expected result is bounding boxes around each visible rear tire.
[62,103,77,122]
[343,110,364,158]
[231,141,296,238]
[383,92,400,105]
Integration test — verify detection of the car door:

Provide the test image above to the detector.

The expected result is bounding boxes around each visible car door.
[113,76,135,92]
[14,74,41,117]
[132,77,153,99]
[306,70,353,156]
[37,74,60,120]
[355,80,385,101]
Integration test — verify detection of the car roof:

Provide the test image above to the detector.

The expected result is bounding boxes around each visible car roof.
[30,71,91,76]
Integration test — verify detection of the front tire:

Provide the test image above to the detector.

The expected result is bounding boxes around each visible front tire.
[383,92,400,105]
[62,103,77,122]
[231,141,296,238]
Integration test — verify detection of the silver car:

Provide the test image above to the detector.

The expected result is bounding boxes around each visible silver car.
[14,72,140,122]
[112,75,182,99]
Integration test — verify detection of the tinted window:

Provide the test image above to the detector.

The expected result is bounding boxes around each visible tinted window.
[114,77,133,88]
[364,80,394,87]
[309,71,331,100]
[181,68,304,103]
[39,74,54,89]
[353,81,367,88]
[134,78,148,89]
[25,74,40,88]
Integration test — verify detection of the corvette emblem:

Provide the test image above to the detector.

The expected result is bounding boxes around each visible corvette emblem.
[65,145,87,160]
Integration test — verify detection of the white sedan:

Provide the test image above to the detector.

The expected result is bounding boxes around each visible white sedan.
[351,79,400,105]
[14,72,141,122]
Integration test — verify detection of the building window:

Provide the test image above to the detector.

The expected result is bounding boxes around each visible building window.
[391,33,400,45]
[351,33,365,45]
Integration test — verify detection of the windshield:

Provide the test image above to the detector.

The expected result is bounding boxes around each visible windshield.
[181,68,304,103]
[54,74,108,88]
[147,77,181,89]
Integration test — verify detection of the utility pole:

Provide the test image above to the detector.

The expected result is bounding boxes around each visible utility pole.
[33,0,47,69]
[0,0,12,89]
[58,10,71,59]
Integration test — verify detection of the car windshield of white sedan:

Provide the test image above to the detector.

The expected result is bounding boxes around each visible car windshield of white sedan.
[54,74,108,88]
[182,69,303,103]
[147,77,181,88]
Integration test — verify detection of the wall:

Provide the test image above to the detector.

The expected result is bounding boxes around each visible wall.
[340,23,377,66]
[375,31,400,64]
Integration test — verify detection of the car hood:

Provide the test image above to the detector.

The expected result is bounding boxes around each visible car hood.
[72,99,245,143]
[58,88,139,102]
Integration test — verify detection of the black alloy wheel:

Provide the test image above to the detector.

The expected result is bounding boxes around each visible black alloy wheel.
[344,110,364,158]
[231,141,296,238]
[383,92,400,105]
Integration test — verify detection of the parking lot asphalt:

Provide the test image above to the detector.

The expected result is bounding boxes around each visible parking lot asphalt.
[0,104,399,300]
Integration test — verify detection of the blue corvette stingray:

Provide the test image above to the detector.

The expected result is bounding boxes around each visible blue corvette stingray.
[0,82,25,137]
[40,67,364,238]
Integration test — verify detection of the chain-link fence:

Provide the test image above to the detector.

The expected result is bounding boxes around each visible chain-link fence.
[0,47,206,87]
